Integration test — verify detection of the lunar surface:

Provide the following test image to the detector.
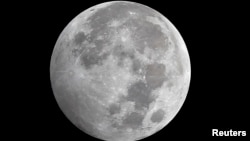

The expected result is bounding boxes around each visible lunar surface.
[50,1,191,141]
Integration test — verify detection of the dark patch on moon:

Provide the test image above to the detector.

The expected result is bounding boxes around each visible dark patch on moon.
[145,63,166,89]
[131,59,145,76]
[124,17,167,54]
[150,109,165,123]
[80,53,99,69]
[126,81,154,110]
[73,32,87,45]
[136,21,166,51]
[122,112,144,129]
[70,34,87,58]
[74,32,110,69]
[80,51,109,69]
[112,44,135,67]
[108,103,121,115]
[71,46,85,58]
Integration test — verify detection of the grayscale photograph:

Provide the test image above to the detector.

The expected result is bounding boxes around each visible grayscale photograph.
[9,0,248,140]
[50,1,190,141]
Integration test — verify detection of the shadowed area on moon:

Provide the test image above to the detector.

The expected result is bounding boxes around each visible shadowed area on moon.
[50,1,190,141]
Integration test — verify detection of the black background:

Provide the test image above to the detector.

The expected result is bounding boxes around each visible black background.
[9,0,249,140]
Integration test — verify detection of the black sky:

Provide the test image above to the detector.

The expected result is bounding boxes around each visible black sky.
[8,0,249,140]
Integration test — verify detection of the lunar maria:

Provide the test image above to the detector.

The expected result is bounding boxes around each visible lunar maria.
[50,1,191,141]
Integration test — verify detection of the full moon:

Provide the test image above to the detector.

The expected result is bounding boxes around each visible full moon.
[50,1,191,141]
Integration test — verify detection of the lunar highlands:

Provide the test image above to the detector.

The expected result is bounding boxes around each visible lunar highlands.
[50,1,191,141]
